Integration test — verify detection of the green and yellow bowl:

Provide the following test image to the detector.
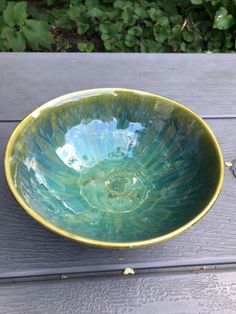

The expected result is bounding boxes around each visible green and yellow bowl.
[5,88,224,248]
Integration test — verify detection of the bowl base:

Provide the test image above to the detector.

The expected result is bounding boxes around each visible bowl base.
[78,158,150,214]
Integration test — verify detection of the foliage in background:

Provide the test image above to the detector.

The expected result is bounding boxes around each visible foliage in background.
[0,0,236,52]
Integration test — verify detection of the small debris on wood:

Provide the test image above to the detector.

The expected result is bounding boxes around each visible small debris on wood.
[60,274,68,279]
[228,159,236,177]
[200,266,207,270]
[123,267,135,275]
[225,161,232,167]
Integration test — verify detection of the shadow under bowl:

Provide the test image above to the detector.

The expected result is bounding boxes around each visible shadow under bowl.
[5,88,224,248]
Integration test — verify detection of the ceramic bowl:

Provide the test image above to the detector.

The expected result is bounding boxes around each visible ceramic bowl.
[5,88,224,248]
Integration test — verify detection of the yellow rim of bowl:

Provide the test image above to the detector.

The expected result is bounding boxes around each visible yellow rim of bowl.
[4,88,225,248]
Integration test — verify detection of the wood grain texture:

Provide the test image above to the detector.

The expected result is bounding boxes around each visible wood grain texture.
[0,270,236,314]
[0,119,236,277]
[1,53,236,120]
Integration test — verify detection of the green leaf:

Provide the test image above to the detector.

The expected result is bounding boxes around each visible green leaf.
[106,8,120,21]
[3,2,27,27]
[225,33,233,49]
[180,42,186,52]
[140,39,164,52]
[182,29,193,42]
[77,41,94,52]
[171,25,182,37]
[1,26,14,39]
[0,16,4,28]
[22,20,52,50]
[11,32,26,51]
[5,32,26,51]
[169,14,182,24]
[67,5,85,21]
[3,2,15,26]
[162,2,178,15]
[156,17,169,27]
[85,0,99,10]
[122,7,136,26]
[99,23,109,34]
[55,15,73,30]
[27,3,48,20]
[193,34,202,46]
[1,26,28,51]
[148,8,164,21]
[99,22,122,41]
[138,0,150,8]
[14,2,27,26]
[208,30,224,45]
[0,37,5,50]
[125,34,137,47]
[134,6,148,19]
[191,0,203,4]
[211,0,221,5]
[154,32,168,43]
[128,26,143,37]
[87,7,103,18]
[153,25,169,43]
[213,7,234,30]
[101,33,110,41]
[207,40,221,50]
[114,0,127,9]
[0,0,7,13]
[103,38,115,50]
[77,23,89,34]
[148,8,156,21]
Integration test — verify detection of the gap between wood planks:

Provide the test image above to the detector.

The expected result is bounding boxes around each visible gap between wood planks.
[1,115,236,123]
[1,259,236,284]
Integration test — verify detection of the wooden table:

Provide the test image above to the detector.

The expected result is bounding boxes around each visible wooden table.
[0,53,236,313]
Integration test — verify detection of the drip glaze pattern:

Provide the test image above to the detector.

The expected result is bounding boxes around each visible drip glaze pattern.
[5,89,224,247]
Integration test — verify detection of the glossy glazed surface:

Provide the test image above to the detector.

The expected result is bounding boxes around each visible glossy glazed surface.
[5,89,223,246]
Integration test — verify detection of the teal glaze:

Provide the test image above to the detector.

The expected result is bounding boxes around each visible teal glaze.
[9,90,222,243]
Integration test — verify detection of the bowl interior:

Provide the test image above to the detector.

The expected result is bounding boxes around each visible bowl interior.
[7,90,222,245]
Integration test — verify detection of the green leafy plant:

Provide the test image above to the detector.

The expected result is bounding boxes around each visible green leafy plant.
[0,0,236,52]
[213,7,234,30]
[1,1,52,51]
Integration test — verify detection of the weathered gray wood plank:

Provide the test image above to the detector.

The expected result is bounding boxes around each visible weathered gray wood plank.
[0,119,235,277]
[0,269,236,314]
[1,53,236,120]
